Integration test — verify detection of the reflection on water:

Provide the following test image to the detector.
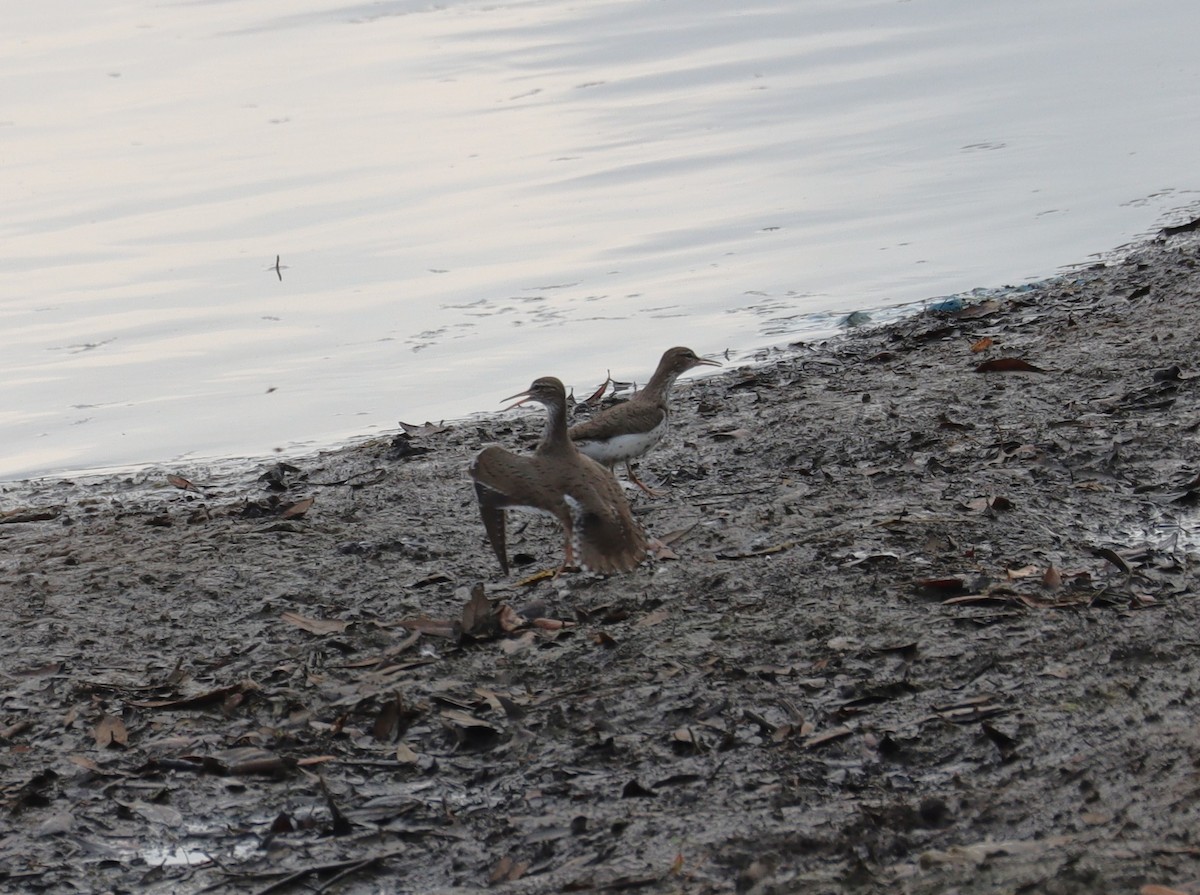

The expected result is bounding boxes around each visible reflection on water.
[2,0,1199,480]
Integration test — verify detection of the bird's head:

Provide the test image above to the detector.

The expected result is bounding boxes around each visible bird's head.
[502,376,567,411]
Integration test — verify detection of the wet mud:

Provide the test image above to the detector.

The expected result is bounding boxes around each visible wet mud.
[3,232,1200,894]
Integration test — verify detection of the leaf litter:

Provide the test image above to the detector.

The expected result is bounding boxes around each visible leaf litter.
[2,232,1200,892]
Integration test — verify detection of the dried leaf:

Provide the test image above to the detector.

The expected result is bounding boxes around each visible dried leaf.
[460,584,499,640]
[399,420,450,437]
[129,681,256,710]
[970,336,994,353]
[407,572,451,588]
[396,617,458,638]
[280,496,315,519]
[975,357,1046,373]
[395,742,420,764]
[490,855,529,884]
[709,426,751,441]
[167,473,202,492]
[1006,565,1041,580]
[581,374,611,407]
[0,507,61,524]
[93,715,128,749]
[635,608,671,628]
[1042,565,1063,589]
[281,611,348,636]
[1093,546,1132,574]
[715,541,794,560]
[802,726,853,749]
[516,569,556,587]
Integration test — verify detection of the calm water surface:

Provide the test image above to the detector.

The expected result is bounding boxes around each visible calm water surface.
[3,0,1198,480]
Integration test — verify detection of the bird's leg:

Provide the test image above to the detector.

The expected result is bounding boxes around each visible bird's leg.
[625,461,666,497]
[554,519,578,578]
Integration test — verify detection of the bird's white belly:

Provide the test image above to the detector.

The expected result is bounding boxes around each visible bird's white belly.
[576,421,667,465]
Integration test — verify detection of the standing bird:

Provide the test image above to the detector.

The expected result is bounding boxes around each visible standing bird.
[470,377,648,575]
[569,346,721,495]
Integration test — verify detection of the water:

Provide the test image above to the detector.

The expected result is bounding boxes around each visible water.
[3,0,1199,481]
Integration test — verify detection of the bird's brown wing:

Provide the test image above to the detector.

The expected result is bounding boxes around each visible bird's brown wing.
[473,482,510,574]
[566,459,648,574]
[470,446,531,574]
[568,399,665,443]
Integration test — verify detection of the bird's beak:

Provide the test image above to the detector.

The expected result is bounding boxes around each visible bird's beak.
[695,356,722,368]
[501,388,534,410]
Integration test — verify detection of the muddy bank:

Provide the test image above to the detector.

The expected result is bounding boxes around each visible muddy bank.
[3,232,1200,894]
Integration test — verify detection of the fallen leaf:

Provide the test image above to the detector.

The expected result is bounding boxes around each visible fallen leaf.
[281,611,348,636]
[709,426,751,441]
[516,569,556,587]
[1093,546,1132,574]
[460,584,500,640]
[489,855,529,884]
[1006,565,1041,580]
[399,420,450,436]
[802,726,853,749]
[970,336,994,353]
[396,617,458,638]
[395,742,419,763]
[0,507,62,524]
[280,496,315,519]
[716,541,794,560]
[1042,565,1063,589]
[581,374,611,407]
[975,357,1046,373]
[129,681,257,710]
[1141,885,1193,895]
[167,474,202,492]
[93,715,128,749]
[635,608,671,628]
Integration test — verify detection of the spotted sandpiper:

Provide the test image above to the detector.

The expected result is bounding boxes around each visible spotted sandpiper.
[470,376,648,575]
[569,346,721,495]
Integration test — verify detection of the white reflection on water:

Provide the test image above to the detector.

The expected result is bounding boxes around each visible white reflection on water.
[2,0,1199,479]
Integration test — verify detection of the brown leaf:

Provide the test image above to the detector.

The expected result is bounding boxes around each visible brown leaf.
[0,507,62,524]
[1093,546,1132,574]
[716,541,794,561]
[1042,565,1063,589]
[975,357,1046,373]
[166,473,201,492]
[407,572,452,588]
[969,336,994,353]
[399,420,450,436]
[709,425,751,441]
[397,617,458,638]
[280,496,315,519]
[1006,565,1041,580]
[489,855,529,884]
[373,695,404,741]
[593,631,618,649]
[581,373,612,407]
[635,608,671,628]
[460,584,499,640]
[915,577,967,595]
[802,726,853,749]
[516,569,556,587]
[129,681,257,710]
[94,715,128,749]
[280,610,348,636]
[1141,886,1193,895]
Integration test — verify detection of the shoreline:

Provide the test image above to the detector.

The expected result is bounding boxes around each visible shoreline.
[3,230,1200,893]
